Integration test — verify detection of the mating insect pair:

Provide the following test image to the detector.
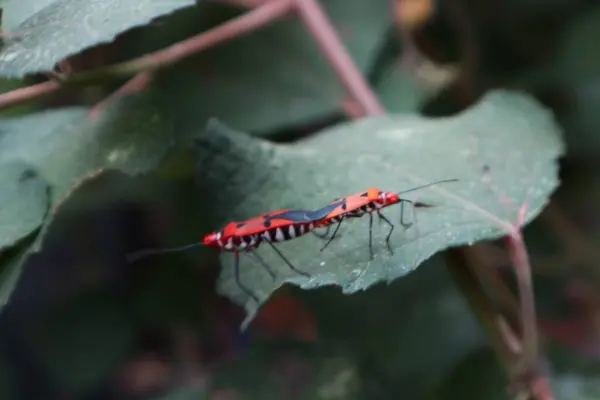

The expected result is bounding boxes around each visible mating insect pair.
[128,179,458,302]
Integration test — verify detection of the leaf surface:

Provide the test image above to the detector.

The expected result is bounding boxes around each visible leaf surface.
[0,0,195,77]
[0,160,48,250]
[191,90,564,325]
[0,95,175,209]
[0,92,177,310]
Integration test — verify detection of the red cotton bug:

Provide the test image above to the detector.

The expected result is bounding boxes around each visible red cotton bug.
[127,200,346,302]
[311,179,459,260]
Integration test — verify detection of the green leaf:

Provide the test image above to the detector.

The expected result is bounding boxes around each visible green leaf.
[28,288,137,395]
[191,90,564,326]
[0,92,178,311]
[0,160,48,250]
[0,233,39,308]
[0,95,176,207]
[0,78,38,117]
[151,0,393,134]
[0,0,195,77]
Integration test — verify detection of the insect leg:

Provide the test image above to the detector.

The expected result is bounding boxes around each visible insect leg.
[311,225,342,240]
[320,216,345,252]
[368,212,374,260]
[399,200,414,229]
[265,240,310,277]
[248,251,277,280]
[234,252,259,303]
[311,225,331,239]
[378,212,395,255]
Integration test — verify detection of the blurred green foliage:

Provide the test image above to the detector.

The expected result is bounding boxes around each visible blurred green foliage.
[1,0,600,399]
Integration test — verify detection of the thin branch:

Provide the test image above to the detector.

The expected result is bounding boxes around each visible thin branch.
[0,0,294,111]
[506,205,539,377]
[446,247,554,400]
[233,0,382,116]
[72,0,294,81]
[0,81,61,110]
[293,0,385,116]
[463,244,521,328]
[342,98,366,119]
[444,249,521,367]
[528,377,557,400]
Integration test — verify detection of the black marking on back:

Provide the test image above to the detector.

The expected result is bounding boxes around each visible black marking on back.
[360,192,368,197]
[262,199,347,226]
[264,209,313,225]
[236,222,245,228]
[306,198,347,220]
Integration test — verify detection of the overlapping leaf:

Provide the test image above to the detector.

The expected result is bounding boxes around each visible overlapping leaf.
[0,92,178,309]
[0,95,178,208]
[0,0,195,77]
[150,0,393,134]
[0,160,48,250]
[190,90,564,325]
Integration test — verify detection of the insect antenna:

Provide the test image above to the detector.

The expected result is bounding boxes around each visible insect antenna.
[234,252,259,303]
[395,179,459,277]
[126,243,203,263]
[396,178,459,197]
[396,178,459,228]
